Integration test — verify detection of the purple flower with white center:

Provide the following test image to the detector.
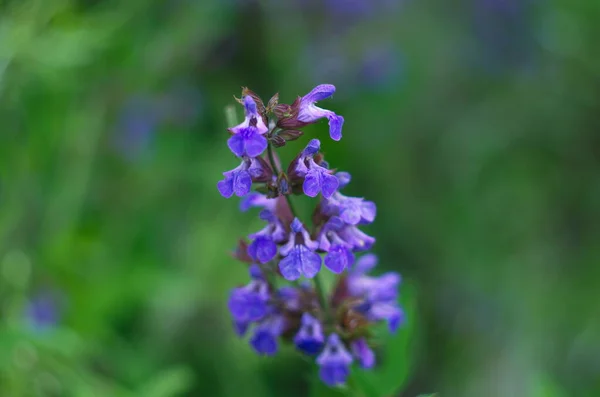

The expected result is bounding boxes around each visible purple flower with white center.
[217,160,253,198]
[247,209,286,263]
[348,255,404,332]
[318,216,375,253]
[228,265,270,325]
[317,333,353,387]
[304,158,340,198]
[218,157,271,198]
[338,224,376,251]
[227,96,269,157]
[298,85,344,141]
[323,193,377,225]
[278,218,321,281]
[250,314,285,356]
[316,217,354,273]
[320,172,377,225]
[294,313,325,355]
[351,338,375,368]
[291,140,339,198]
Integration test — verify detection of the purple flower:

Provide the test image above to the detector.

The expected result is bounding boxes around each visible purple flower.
[247,209,286,263]
[278,218,321,281]
[291,140,339,198]
[351,338,375,368]
[228,265,270,324]
[217,160,252,198]
[294,313,325,355]
[298,85,344,141]
[218,157,271,198]
[348,255,404,332]
[320,172,377,225]
[318,216,375,253]
[324,245,354,274]
[250,314,284,356]
[227,96,269,157]
[317,333,353,386]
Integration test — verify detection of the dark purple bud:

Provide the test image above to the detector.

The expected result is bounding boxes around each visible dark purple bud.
[270,135,286,148]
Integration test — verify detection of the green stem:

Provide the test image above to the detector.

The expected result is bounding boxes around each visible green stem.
[266,142,329,317]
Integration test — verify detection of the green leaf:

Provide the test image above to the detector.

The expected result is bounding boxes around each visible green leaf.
[350,282,418,397]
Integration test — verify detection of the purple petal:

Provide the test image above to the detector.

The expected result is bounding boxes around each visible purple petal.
[336,172,352,188]
[361,201,377,223]
[351,338,375,369]
[279,252,302,281]
[328,114,344,141]
[244,133,268,157]
[354,253,378,274]
[319,364,350,387]
[250,329,278,356]
[233,170,252,197]
[300,247,322,278]
[303,139,321,156]
[217,178,234,198]
[248,236,277,264]
[291,218,303,233]
[303,170,321,197]
[303,84,336,103]
[243,95,258,116]
[321,173,339,198]
[227,134,245,157]
[324,245,354,274]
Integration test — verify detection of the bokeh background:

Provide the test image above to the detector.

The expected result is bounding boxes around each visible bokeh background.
[1,0,599,396]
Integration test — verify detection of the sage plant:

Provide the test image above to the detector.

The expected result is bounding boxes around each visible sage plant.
[218,84,404,387]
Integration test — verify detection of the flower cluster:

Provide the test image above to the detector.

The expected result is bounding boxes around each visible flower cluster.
[218,85,404,387]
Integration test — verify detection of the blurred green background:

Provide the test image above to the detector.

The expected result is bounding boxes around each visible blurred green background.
[1,0,599,396]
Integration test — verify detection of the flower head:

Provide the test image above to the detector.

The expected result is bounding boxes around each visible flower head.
[298,85,345,141]
[228,96,269,157]
[317,333,353,386]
